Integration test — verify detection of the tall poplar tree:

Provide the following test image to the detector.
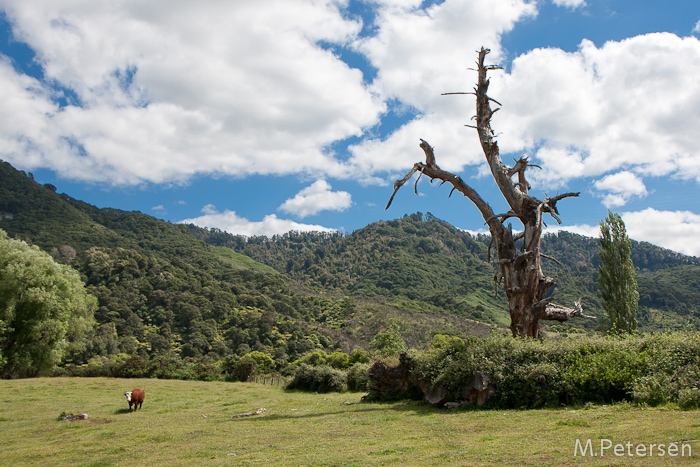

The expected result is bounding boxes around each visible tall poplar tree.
[598,212,639,334]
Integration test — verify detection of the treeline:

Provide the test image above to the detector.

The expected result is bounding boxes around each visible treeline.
[0,161,363,372]
[70,245,352,365]
[190,213,511,325]
[191,212,700,333]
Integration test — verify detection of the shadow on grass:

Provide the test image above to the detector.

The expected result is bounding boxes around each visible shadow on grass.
[230,400,441,423]
[113,408,135,415]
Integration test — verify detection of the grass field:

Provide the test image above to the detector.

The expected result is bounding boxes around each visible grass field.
[1,377,699,466]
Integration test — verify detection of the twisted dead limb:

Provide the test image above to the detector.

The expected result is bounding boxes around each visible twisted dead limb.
[387,48,593,338]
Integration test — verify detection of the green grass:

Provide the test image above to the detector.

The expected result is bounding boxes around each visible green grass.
[213,246,279,274]
[2,377,699,466]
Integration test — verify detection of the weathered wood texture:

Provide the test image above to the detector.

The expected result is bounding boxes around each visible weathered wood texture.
[387,47,594,338]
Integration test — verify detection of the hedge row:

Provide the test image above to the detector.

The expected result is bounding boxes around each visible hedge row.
[407,332,700,409]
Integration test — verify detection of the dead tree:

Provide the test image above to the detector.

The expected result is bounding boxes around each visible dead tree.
[387,47,595,338]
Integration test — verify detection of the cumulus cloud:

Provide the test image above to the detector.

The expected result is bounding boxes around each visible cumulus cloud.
[694,20,700,34]
[180,205,337,237]
[3,0,700,204]
[0,0,384,185]
[278,180,352,218]
[347,0,536,177]
[348,15,700,197]
[592,171,648,208]
[552,0,587,9]
[494,34,700,188]
[622,208,700,257]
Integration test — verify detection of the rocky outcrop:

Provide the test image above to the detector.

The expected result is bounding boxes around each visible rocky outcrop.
[366,353,417,400]
[461,370,495,407]
[366,353,496,408]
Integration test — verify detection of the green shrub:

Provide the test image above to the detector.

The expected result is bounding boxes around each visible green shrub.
[231,358,258,382]
[346,363,370,392]
[293,350,328,367]
[369,321,406,357]
[349,348,371,365]
[286,364,346,393]
[408,332,700,409]
[193,361,222,381]
[327,351,350,369]
[112,355,150,379]
[241,351,275,373]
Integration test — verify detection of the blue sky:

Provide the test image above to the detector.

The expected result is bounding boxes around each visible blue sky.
[1,0,700,255]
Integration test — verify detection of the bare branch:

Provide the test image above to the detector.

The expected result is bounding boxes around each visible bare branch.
[485,210,518,225]
[542,298,596,322]
[386,47,584,338]
[413,170,423,195]
[540,253,563,266]
[385,164,421,210]
[419,138,436,167]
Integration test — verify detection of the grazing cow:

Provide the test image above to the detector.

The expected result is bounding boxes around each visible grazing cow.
[124,388,145,411]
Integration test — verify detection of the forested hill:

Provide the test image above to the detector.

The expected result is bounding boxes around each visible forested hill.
[3,157,700,373]
[0,161,365,364]
[189,212,700,332]
[0,161,491,369]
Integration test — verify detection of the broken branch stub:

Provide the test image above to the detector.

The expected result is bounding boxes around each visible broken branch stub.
[385,47,592,338]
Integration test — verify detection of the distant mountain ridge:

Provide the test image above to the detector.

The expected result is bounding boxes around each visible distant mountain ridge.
[189,212,700,332]
[2,159,700,373]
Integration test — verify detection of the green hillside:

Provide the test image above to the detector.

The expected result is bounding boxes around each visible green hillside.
[192,213,700,334]
[3,158,700,377]
[0,161,488,372]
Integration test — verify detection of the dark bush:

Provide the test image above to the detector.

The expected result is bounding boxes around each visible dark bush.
[346,363,370,392]
[193,361,222,381]
[231,358,258,382]
[406,332,700,409]
[112,355,150,378]
[286,364,346,393]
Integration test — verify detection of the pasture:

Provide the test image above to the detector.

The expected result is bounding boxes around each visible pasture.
[1,377,699,466]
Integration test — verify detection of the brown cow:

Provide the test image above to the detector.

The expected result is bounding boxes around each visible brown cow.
[124,388,145,411]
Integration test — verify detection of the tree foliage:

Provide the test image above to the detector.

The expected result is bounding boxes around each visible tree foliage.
[0,229,96,377]
[598,212,639,334]
[1,158,700,382]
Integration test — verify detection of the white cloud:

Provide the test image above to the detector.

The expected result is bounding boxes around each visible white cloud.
[348,16,700,196]
[470,211,700,258]
[592,171,648,208]
[693,20,700,34]
[3,0,700,202]
[552,0,586,9]
[622,208,700,257]
[278,180,352,218]
[346,0,537,178]
[180,205,337,237]
[544,223,600,238]
[493,34,700,188]
[0,0,384,185]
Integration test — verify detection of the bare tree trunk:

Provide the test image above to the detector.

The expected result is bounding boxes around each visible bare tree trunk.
[387,47,595,338]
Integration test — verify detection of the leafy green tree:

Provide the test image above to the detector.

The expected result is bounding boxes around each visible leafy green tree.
[598,212,639,334]
[240,351,275,373]
[369,320,406,356]
[348,348,371,364]
[0,229,96,377]
[327,351,350,369]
